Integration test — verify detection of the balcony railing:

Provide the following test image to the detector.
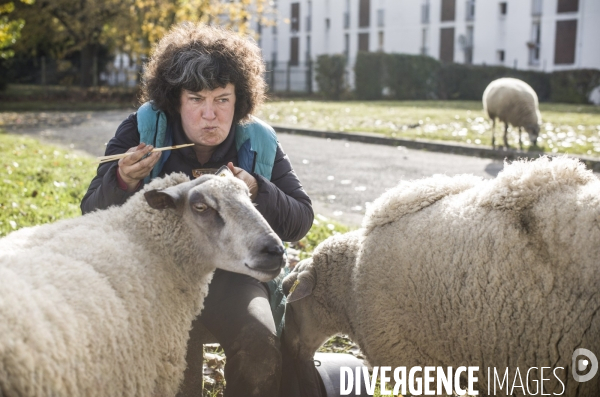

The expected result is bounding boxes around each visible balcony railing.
[527,42,541,65]
[458,34,473,50]
[465,0,475,21]
[532,0,543,16]
[421,3,430,24]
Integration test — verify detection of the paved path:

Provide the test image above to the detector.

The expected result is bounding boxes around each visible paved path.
[5,110,506,226]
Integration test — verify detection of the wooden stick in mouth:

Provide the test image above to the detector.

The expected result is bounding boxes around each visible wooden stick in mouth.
[97,143,195,164]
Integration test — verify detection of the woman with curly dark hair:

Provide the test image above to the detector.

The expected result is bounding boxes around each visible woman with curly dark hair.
[81,23,314,397]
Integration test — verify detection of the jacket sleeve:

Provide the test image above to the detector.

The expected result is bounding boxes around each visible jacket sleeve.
[80,113,141,214]
[253,143,314,242]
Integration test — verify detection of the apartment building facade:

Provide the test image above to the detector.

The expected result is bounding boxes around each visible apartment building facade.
[258,0,600,91]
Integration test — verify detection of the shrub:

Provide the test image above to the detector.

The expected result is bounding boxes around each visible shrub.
[353,50,598,104]
[354,52,385,100]
[315,54,347,100]
[437,64,551,101]
[383,54,440,100]
[550,69,600,104]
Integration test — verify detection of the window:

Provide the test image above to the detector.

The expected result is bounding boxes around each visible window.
[466,0,475,21]
[344,0,351,29]
[439,27,455,62]
[421,28,428,55]
[378,31,384,51]
[554,19,577,64]
[306,36,311,61]
[290,37,299,66]
[441,0,456,22]
[377,9,385,27]
[306,1,312,32]
[325,18,331,30]
[421,1,430,24]
[499,2,507,15]
[497,50,505,63]
[358,33,369,52]
[359,0,371,28]
[557,0,578,13]
[532,0,543,16]
[464,26,474,64]
[257,23,262,47]
[528,22,541,65]
[291,3,300,32]
[344,33,350,63]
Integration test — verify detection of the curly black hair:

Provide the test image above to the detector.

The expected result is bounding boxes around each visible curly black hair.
[141,23,266,124]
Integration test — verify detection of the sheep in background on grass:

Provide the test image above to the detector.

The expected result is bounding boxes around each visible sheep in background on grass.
[0,171,285,397]
[283,157,600,397]
[483,77,542,150]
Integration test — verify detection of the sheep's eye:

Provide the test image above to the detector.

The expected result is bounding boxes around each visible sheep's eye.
[193,203,208,212]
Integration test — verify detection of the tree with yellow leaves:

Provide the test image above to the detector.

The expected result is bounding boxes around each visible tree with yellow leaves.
[0,0,34,59]
[5,0,274,87]
[108,0,274,58]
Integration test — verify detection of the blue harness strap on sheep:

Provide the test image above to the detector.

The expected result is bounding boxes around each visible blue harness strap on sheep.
[136,102,288,337]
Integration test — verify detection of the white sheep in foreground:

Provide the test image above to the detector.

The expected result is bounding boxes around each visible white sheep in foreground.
[283,157,600,396]
[0,171,285,397]
[483,77,542,150]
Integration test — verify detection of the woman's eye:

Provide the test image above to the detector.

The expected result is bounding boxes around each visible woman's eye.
[194,203,208,212]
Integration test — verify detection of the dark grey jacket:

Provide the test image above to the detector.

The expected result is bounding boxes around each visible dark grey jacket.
[81,113,314,242]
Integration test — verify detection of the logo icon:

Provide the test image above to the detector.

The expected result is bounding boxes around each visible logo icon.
[572,348,598,383]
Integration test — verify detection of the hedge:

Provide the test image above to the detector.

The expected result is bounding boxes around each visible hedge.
[353,52,385,100]
[383,53,439,100]
[315,54,347,100]
[437,63,551,101]
[352,52,600,104]
[550,69,600,104]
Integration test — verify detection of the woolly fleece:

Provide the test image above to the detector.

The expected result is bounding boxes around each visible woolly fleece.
[285,157,600,397]
[0,172,280,397]
[483,77,542,145]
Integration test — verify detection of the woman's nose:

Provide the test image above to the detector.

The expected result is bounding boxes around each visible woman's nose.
[202,102,216,120]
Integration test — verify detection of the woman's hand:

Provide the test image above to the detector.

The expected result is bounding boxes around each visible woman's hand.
[117,143,162,192]
[227,162,258,199]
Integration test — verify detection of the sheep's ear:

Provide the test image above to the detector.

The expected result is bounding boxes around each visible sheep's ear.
[283,272,299,296]
[214,165,234,178]
[286,266,315,303]
[144,188,181,210]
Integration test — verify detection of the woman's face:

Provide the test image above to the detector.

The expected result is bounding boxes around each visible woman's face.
[179,83,236,148]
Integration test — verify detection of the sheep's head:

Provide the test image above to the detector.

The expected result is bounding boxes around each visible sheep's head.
[282,230,363,360]
[525,123,540,147]
[282,257,335,361]
[144,170,285,282]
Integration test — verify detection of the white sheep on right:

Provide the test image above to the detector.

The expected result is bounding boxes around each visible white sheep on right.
[483,77,542,150]
[283,156,600,397]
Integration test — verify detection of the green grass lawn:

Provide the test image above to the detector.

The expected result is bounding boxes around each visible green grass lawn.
[0,132,97,237]
[257,100,600,156]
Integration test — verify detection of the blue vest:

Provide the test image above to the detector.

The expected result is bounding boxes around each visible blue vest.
[136,102,288,337]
